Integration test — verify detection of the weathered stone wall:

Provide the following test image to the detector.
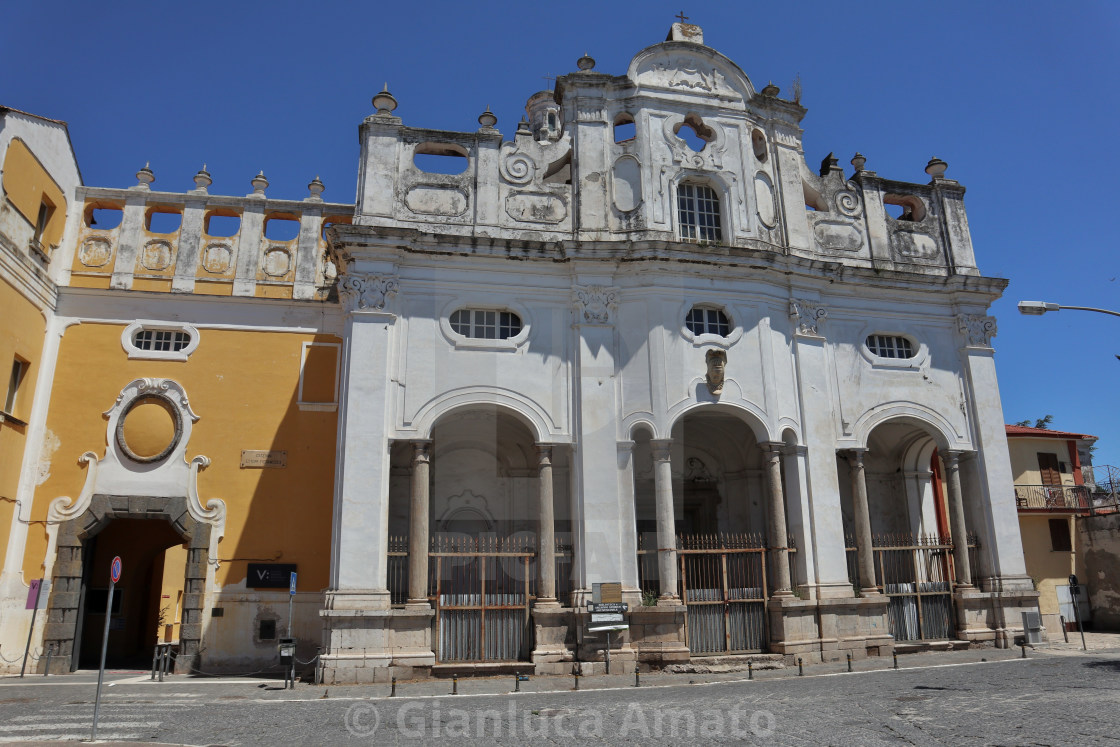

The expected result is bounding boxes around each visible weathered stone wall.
[1078,513,1120,630]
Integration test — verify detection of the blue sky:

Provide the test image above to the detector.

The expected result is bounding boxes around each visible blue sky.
[4,1,1119,467]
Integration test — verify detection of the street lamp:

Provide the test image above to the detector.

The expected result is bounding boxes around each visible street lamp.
[1018,301,1120,318]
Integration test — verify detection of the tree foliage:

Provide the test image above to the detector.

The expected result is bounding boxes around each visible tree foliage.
[1014,414,1054,429]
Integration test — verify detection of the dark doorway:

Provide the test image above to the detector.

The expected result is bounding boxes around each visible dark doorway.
[77,519,187,669]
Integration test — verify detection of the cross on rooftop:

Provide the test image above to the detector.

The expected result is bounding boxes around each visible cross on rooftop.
[676,11,689,23]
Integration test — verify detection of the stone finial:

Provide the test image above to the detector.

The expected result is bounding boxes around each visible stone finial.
[516,117,532,136]
[576,52,596,71]
[760,82,780,97]
[306,175,325,202]
[478,105,498,130]
[134,162,155,190]
[249,171,269,198]
[192,164,212,193]
[372,83,398,115]
[925,157,948,179]
[850,153,867,172]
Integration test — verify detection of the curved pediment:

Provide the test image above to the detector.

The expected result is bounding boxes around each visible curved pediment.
[627,41,756,103]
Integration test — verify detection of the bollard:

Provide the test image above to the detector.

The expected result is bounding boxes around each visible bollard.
[574,671,580,691]
[634,665,640,688]
[797,657,803,676]
[748,661,753,680]
[158,646,166,683]
[514,674,520,693]
[452,676,458,695]
[1060,616,1069,643]
[847,652,852,673]
[893,652,899,670]
[151,645,159,681]
[1021,642,1027,659]
[390,677,397,697]
[44,645,52,677]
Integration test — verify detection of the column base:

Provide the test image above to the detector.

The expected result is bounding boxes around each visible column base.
[531,605,575,674]
[767,595,894,662]
[318,606,435,684]
[954,584,1041,648]
[323,589,392,611]
[629,602,690,666]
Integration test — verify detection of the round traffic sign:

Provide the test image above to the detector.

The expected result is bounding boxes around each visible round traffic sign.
[110,556,122,584]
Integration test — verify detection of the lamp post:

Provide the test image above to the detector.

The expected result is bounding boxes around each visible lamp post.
[1018,301,1120,318]
[1019,301,1120,360]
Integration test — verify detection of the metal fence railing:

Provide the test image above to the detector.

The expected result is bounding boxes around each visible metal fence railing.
[1014,485,1091,512]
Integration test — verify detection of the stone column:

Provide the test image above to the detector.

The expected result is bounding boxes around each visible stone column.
[943,450,973,588]
[536,444,558,606]
[407,440,432,607]
[651,439,678,600]
[763,443,793,597]
[848,449,878,595]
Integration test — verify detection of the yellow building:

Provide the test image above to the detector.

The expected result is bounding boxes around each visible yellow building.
[0,106,81,670]
[1006,424,1095,635]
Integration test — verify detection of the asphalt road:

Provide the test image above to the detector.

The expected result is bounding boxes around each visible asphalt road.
[0,650,1117,745]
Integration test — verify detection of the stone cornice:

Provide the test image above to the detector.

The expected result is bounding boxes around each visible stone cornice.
[331,224,1009,299]
[0,233,57,312]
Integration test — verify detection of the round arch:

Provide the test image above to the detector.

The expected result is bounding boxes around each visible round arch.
[665,400,773,443]
[850,403,964,453]
[411,387,559,443]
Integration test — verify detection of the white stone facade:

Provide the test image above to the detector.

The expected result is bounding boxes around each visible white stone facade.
[317,24,1038,681]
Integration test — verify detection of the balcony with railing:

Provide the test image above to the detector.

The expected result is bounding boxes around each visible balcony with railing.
[1014,485,1091,513]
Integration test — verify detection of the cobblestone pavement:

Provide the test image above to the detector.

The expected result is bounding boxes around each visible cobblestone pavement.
[0,645,1117,745]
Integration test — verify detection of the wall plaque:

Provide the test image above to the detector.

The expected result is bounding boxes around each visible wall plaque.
[240,450,287,468]
[247,563,297,589]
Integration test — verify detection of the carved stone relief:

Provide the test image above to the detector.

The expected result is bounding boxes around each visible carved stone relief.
[338,272,399,311]
[705,349,726,395]
[78,238,112,267]
[202,243,232,273]
[790,299,828,337]
[404,185,468,217]
[262,247,291,277]
[505,193,567,224]
[612,156,642,213]
[139,240,173,271]
[573,285,619,324]
[957,314,997,347]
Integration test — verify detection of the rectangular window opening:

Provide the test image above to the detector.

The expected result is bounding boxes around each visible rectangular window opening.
[5,358,28,415]
[1048,518,1072,552]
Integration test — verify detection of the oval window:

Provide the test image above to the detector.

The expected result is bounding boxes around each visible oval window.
[449,309,523,340]
[866,334,915,359]
[133,328,192,352]
[685,306,731,337]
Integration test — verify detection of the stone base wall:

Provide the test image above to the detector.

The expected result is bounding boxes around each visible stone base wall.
[318,607,435,685]
[531,605,575,675]
[955,586,1041,648]
[767,595,893,662]
[628,603,690,666]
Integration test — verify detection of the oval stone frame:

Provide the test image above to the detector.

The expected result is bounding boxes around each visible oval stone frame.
[115,393,184,464]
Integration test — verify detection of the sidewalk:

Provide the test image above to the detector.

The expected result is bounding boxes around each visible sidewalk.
[2,643,1094,700]
[1043,629,1120,654]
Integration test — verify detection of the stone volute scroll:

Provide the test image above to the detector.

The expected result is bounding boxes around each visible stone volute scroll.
[956,314,997,348]
[705,349,726,395]
[338,272,399,312]
[789,299,828,337]
[572,285,619,324]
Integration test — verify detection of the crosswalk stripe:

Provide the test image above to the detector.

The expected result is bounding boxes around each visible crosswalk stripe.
[0,734,142,743]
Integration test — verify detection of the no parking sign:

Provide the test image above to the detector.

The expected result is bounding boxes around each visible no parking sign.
[110,556,122,584]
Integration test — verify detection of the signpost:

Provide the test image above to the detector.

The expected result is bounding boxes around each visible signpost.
[287,572,297,637]
[587,584,629,674]
[1069,574,1087,651]
[92,556,121,741]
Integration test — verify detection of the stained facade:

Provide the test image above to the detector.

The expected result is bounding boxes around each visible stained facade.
[0,24,1040,680]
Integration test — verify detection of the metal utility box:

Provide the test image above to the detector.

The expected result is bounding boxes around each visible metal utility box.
[277,638,296,662]
[1021,611,1043,645]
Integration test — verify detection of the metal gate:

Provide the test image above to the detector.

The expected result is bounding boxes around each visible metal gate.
[679,533,769,654]
[430,535,533,662]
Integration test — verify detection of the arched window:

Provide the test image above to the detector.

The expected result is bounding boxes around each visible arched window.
[450,309,522,340]
[685,306,731,337]
[677,183,722,242]
[866,334,915,359]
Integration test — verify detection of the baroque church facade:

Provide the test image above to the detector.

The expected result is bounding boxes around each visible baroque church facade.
[0,23,1038,681]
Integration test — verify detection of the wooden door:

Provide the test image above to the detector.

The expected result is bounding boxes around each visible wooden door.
[1037,453,1062,486]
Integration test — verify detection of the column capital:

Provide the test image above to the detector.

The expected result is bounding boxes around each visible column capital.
[534,443,554,465]
[572,284,619,325]
[411,440,432,464]
[616,440,636,454]
[339,271,399,313]
[650,438,673,461]
[845,448,867,466]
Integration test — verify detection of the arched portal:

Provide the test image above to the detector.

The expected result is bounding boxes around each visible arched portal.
[838,418,971,642]
[43,494,211,673]
[632,408,788,655]
[387,404,572,663]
